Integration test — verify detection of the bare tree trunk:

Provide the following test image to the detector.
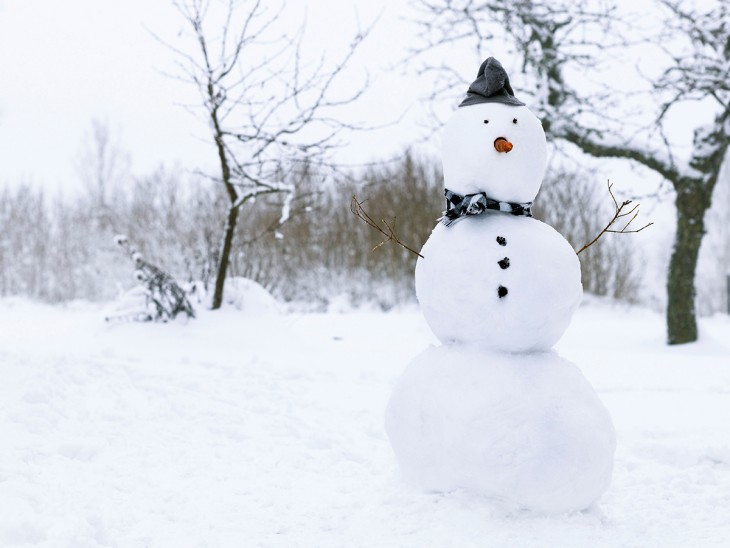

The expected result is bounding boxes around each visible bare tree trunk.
[211,204,240,310]
[209,108,238,310]
[206,61,240,311]
[667,186,712,343]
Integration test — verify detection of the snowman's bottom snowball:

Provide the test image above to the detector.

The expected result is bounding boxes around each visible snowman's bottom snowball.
[385,345,616,514]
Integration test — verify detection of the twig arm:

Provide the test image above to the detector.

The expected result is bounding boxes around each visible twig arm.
[350,196,425,259]
[576,181,653,255]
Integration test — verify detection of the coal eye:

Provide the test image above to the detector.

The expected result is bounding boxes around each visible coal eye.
[483,120,489,124]
[512,118,518,124]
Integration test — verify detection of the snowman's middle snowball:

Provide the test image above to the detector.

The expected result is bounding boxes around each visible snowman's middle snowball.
[415,213,582,352]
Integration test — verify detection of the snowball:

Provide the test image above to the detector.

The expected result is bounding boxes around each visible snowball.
[385,345,616,514]
[442,102,547,204]
[416,213,582,352]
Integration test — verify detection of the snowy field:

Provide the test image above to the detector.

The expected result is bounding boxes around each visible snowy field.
[1,296,730,547]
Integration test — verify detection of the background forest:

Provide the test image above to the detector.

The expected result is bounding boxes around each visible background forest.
[0,139,655,310]
[1,129,728,315]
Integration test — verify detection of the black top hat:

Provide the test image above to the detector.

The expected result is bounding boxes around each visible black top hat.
[459,57,525,107]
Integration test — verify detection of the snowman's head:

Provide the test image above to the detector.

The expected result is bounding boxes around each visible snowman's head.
[441,58,547,204]
[442,103,547,203]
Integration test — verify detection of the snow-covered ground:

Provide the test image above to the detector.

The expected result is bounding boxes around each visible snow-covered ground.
[1,296,729,547]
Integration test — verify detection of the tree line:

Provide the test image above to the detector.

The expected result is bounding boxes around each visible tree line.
[0,151,653,310]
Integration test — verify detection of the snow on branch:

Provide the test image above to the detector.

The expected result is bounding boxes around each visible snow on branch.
[555,124,685,182]
[575,181,653,255]
[278,185,295,224]
[350,196,424,259]
[230,180,294,211]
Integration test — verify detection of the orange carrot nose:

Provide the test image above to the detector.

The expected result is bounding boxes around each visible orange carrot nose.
[494,137,513,153]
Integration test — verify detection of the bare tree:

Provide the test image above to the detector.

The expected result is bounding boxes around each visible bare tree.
[160,0,371,309]
[350,196,425,258]
[410,0,730,344]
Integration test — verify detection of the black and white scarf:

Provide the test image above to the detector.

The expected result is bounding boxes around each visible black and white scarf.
[442,188,532,226]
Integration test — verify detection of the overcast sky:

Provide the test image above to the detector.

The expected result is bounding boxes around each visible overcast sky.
[0,0,442,193]
[0,0,718,197]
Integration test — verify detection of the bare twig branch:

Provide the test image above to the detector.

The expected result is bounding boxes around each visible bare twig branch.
[350,195,424,258]
[576,181,653,255]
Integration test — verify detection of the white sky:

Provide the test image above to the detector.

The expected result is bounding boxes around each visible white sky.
[0,0,719,197]
[0,0,433,192]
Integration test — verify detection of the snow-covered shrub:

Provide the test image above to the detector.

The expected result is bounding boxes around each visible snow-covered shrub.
[107,235,195,322]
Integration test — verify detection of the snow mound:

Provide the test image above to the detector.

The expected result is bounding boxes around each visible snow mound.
[385,345,615,514]
[223,277,281,315]
[104,285,160,322]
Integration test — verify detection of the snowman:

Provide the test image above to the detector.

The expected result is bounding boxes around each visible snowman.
[385,58,615,514]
